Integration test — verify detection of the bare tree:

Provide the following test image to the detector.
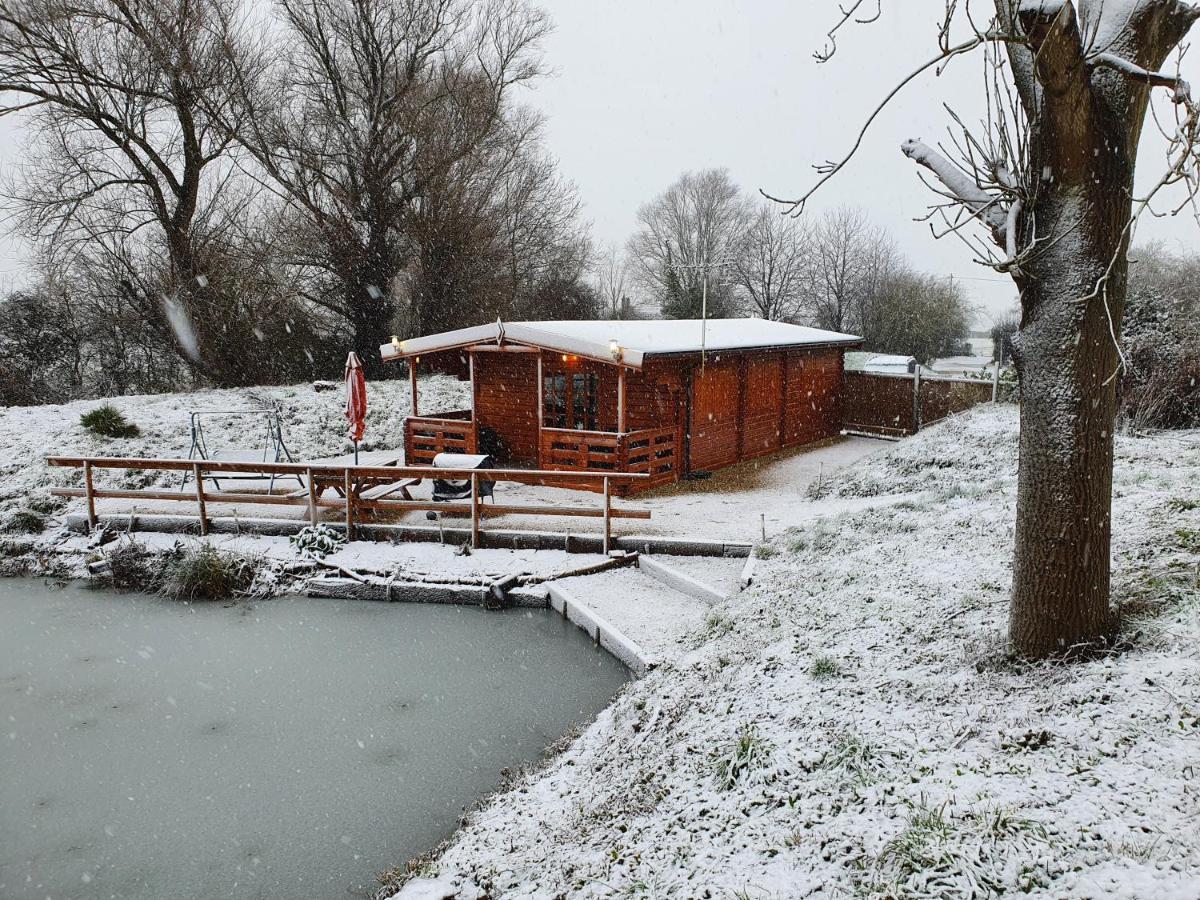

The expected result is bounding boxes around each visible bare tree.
[803,206,900,333]
[594,243,632,319]
[0,0,252,381]
[401,104,594,332]
[731,203,810,321]
[627,167,751,318]
[220,0,551,375]
[774,1,1200,657]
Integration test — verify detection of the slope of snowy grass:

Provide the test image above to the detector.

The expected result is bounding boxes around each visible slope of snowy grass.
[388,406,1200,899]
[0,376,469,519]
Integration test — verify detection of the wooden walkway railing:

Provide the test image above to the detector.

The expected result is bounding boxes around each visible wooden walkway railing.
[45,456,649,553]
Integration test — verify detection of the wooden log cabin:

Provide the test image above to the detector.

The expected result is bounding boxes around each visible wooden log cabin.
[380,319,861,494]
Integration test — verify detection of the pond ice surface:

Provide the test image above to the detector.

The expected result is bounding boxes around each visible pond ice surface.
[0,578,628,899]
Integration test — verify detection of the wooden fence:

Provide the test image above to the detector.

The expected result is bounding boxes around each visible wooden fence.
[44,456,649,553]
[842,368,997,438]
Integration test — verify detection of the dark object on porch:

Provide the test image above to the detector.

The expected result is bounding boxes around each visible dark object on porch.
[430,453,495,503]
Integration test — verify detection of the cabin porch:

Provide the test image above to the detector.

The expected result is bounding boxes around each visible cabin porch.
[401,347,685,493]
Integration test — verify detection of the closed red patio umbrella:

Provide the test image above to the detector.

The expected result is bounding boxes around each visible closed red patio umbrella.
[344,352,367,464]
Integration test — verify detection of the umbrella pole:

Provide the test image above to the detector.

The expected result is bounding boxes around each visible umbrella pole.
[354,440,359,465]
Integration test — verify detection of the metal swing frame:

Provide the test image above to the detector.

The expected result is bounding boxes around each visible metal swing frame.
[182,407,301,493]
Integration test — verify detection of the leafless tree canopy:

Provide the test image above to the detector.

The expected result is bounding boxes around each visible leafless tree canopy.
[729,203,810,322]
[0,0,596,390]
[0,0,264,382]
[626,167,751,318]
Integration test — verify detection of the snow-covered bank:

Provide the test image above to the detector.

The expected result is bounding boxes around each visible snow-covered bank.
[0,375,470,521]
[387,406,1200,899]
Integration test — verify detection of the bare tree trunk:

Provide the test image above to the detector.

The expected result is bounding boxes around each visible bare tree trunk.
[1010,240,1125,654]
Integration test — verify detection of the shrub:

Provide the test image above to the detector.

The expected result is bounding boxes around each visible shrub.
[808,655,841,679]
[80,404,140,438]
[290,524,345,559]
[3,509,46,534]
[23,493,65,515]
[106,540,157,591]
[160,543,256,601]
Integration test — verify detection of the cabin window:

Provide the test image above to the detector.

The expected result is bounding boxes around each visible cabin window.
[543,372,599,430]
[572,373,598,430]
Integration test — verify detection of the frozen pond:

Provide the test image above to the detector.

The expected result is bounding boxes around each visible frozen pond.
[0,578,629,899]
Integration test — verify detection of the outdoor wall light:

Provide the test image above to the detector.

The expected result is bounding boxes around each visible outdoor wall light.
[609,340,623,361]
[390,335,402,352]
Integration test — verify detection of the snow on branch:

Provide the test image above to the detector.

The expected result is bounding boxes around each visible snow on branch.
[900,138,1008,235]
[1087,52,1193,105]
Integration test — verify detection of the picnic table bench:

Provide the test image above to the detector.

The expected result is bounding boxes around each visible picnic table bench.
[297,451,423,501]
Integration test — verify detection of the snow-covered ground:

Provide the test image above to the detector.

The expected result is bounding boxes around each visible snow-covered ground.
[388,406,1200,899]
[0,375,471,519]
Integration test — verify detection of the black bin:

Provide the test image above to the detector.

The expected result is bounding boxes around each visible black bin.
[430,452,495,502]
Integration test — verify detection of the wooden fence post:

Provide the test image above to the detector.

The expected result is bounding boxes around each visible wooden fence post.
[83,460,97,532]
[192,463,208,535]
[991,362,1000,403]
[344,468,354,541]
[306,467,318,525]
[602,476,611,555]
[470,472,480,549]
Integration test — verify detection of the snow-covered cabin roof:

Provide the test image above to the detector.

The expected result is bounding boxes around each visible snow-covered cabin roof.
[844,352,916,375]
[381,319,861,369]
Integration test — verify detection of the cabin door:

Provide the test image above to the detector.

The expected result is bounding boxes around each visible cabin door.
[687,356,740,473]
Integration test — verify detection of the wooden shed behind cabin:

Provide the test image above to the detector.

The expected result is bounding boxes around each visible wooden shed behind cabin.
[381,319,861,493]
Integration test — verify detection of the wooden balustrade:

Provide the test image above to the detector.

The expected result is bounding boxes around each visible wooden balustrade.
[539,425,682,492]
[44,456,649,553]
[403,411,477,464]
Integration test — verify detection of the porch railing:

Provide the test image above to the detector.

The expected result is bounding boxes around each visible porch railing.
[404,411,476,464]
[540,425,683,491]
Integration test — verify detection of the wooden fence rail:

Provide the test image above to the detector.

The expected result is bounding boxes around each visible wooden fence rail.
[45,456,649,553]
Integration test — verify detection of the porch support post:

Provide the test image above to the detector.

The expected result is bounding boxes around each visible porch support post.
[409,358,419,417]
[536,353,544,467]
[468,351,478,453]
[602,476,611,555]
[468,352,476,414]
[617,366,627,434]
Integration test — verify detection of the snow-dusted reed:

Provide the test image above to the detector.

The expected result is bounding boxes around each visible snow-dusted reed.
[392,406,1200,899]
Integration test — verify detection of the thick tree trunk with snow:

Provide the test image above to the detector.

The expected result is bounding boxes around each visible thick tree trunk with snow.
[899,0,1199,655]
[1009,228,1126,655]
[1001,0,1197,655]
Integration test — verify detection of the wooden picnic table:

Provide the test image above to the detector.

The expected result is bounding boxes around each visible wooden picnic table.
[303,451,422,500]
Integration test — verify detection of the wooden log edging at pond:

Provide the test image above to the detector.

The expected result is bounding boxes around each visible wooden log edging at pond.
[45,456,652,553]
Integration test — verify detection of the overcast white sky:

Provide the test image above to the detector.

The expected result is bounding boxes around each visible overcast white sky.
[0,0,1196,327]
[525,0,1200,326]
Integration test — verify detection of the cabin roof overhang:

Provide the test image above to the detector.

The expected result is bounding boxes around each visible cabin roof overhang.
[380,319,863,371]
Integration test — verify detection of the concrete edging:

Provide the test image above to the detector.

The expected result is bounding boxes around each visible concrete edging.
[739,553,756,589]
[638,555,727,605]
[545,582,656,676]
